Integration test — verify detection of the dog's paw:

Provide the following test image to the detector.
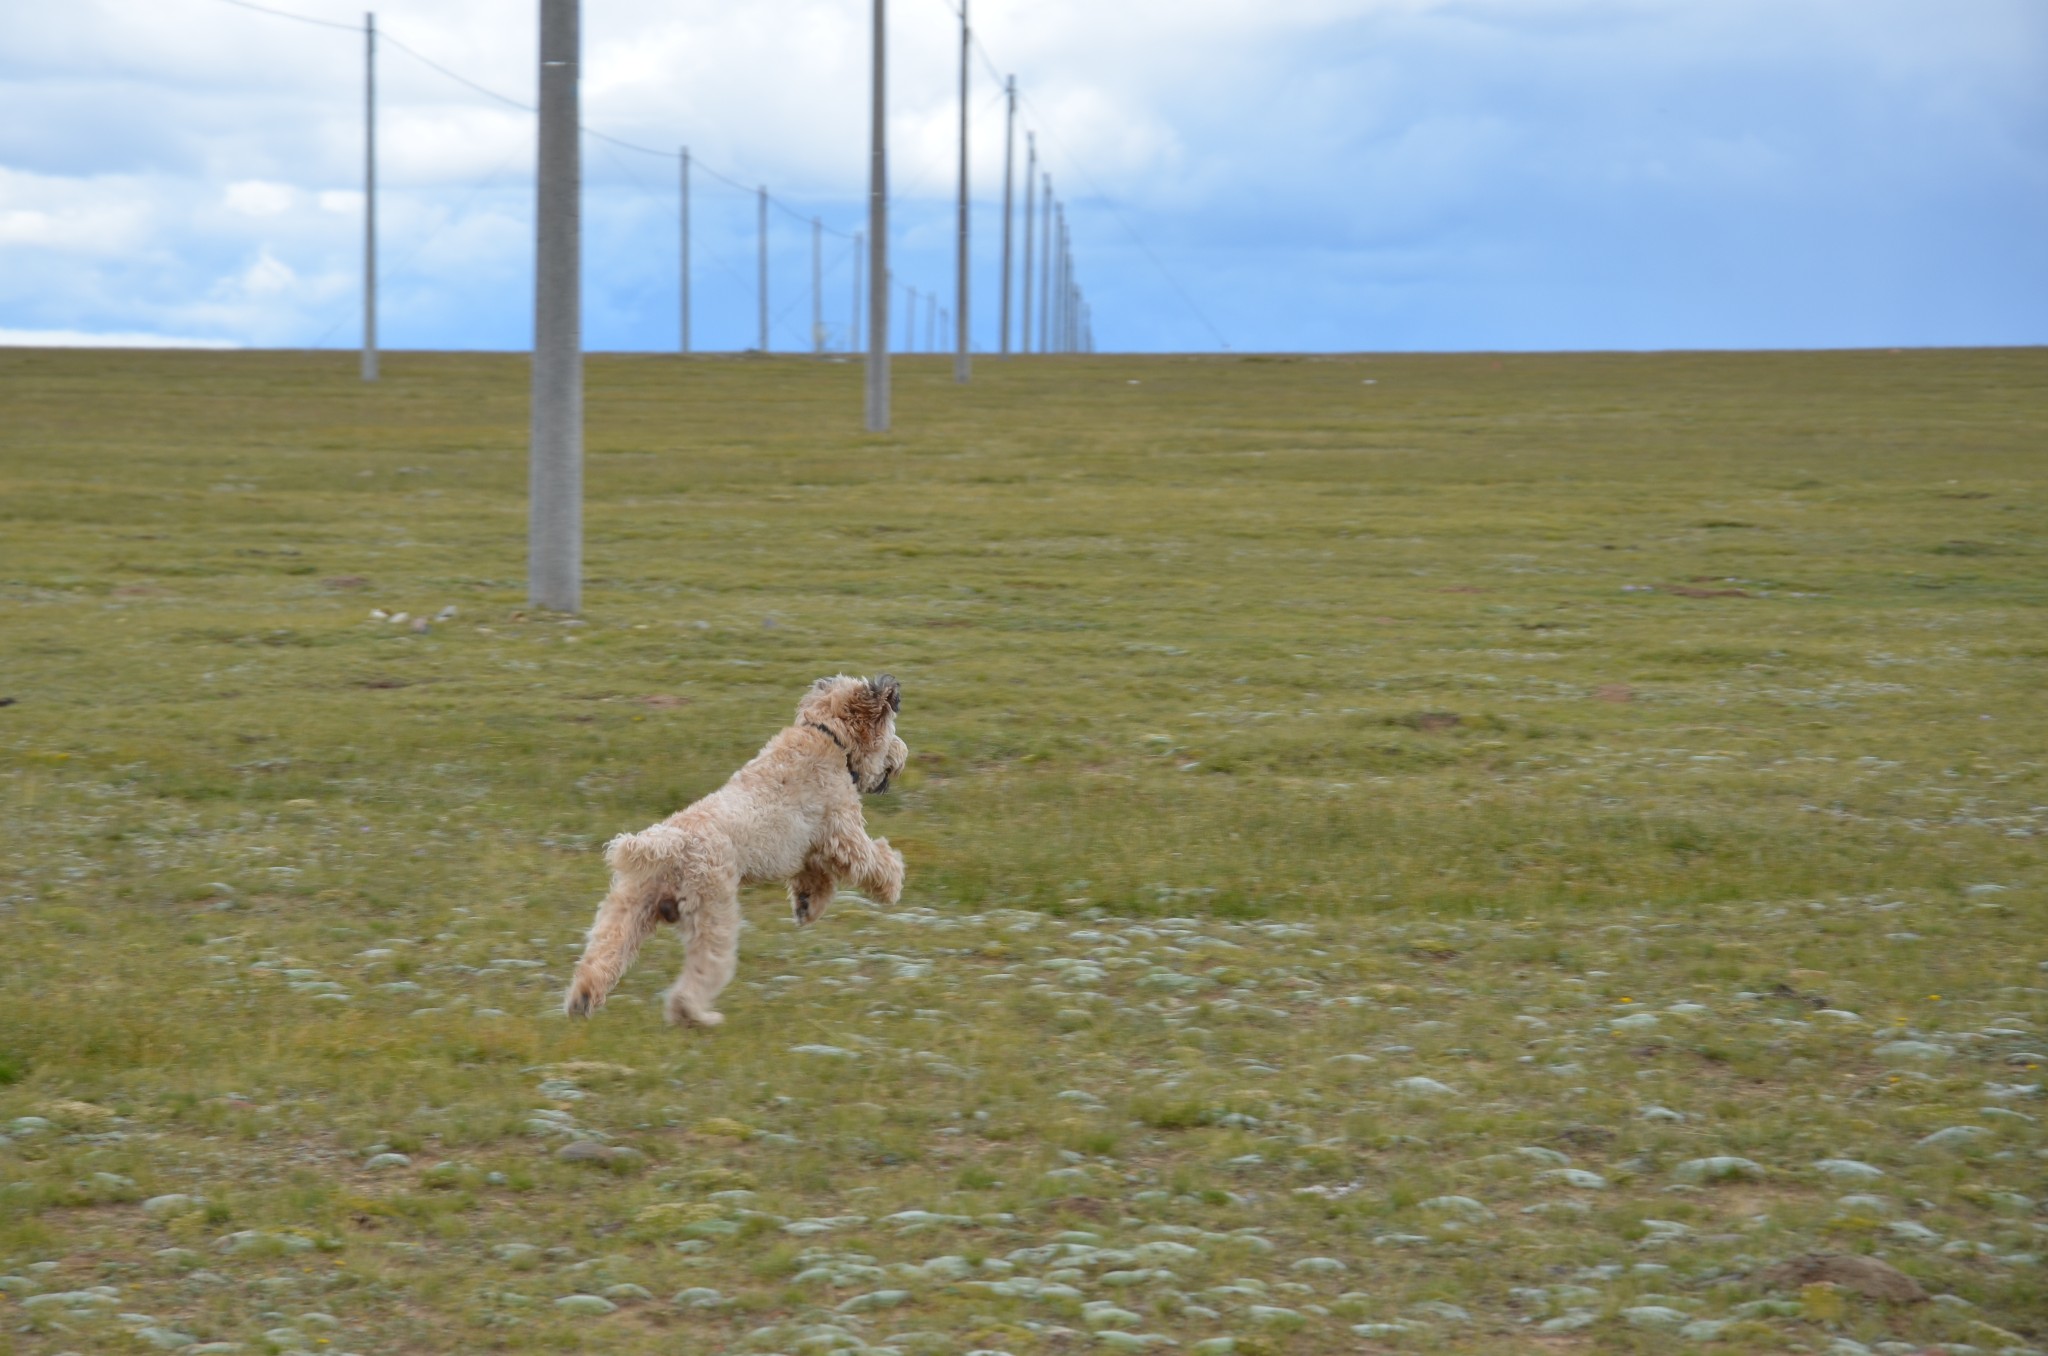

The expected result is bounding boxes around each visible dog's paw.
[791,888,814,927]
[664,991,724,1028]
[871,839,906,905]
[563,976,603,1018]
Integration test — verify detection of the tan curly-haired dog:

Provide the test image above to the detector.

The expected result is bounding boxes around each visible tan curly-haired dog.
[563,674,908,1028]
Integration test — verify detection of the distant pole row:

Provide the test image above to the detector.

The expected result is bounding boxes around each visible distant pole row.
[963,3,1094,366]
[347,2,1090,394]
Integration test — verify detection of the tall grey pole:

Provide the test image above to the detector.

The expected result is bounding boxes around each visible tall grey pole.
[927,291,937,353]
[757,187,769,352]
[1065,227,1075,353]
[362,12,377,381]
[852,231,864,354]
[864,0,890,429]
[1039,175,1053,353]
[1020,133,1034,356]
[1064,223,1075,353]
[688,147,696,356]
[529,0,581,613]
[811,217,823,355]
[1067,234,1078,353]
[998,75,1015,357]
[1062,222,1073,353]
[1072,243,1081,353]
[953,0,970,381]
[1052,204,1064,353]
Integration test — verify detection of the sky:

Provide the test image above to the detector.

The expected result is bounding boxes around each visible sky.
[0,0,2042,354]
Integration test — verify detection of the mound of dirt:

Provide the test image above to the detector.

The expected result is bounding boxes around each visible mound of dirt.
[1755,1253,1927,1303]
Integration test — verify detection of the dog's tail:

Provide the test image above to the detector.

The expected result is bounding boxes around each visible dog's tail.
[604,823,694,881]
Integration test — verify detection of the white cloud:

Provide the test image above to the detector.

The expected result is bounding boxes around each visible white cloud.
[238,247,300,297]
[224,180,297,216]
[0,327,238,348]
[0,166,153,253]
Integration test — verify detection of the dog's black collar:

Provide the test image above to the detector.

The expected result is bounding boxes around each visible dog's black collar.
[805,720,861,787]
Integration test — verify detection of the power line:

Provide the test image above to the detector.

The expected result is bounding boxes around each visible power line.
[206,0,859,241]
[211,0,359,34]
[377,30,534,113]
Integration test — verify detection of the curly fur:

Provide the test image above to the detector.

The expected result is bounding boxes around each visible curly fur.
[563,674,908,1029]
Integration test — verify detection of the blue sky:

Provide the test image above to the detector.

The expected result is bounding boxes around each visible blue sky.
[0,0,2041,353]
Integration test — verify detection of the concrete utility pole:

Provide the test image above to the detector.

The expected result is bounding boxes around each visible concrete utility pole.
[1067,233,1078,352]
[1039,174,1053,353]
[852,231,863,353]
[529,0,581,613]
[688,147,696,356]
[1020,132,1034,356]
[1052,203,1065,353]
[1065,227,1076,353]
[1072,240,1081,352]
[999,75,1015,357]
[1064,224,1081,352]
[362,11,377,381]
[811,217,823,355]
[864,0,890,429]
[756,187,769,352]
[953,0,970,381]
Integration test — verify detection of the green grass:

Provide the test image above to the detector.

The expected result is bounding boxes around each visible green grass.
[1,346,2044,1355]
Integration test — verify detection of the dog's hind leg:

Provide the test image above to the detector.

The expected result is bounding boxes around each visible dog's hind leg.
[787,856,840,927]
[563,874,667,1017]
[665,879,740,1028]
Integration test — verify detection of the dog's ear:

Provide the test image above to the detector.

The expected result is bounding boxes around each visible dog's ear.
[840,675,897,740]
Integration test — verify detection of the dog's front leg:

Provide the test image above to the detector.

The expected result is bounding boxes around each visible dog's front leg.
[842,832,905,906]
[806,825,904,909]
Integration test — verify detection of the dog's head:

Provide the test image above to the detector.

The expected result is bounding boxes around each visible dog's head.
[798,674,908,793]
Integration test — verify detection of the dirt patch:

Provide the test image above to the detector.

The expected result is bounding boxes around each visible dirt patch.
[1756,1253,1927,1303]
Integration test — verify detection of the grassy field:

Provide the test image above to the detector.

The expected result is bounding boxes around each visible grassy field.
[0,345,2043,1356]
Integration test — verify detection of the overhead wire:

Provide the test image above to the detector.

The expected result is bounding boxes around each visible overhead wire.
[211,0,360,34]
[376,31,534,113]
[204,0,860,240]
